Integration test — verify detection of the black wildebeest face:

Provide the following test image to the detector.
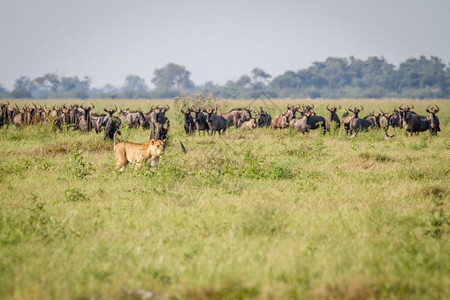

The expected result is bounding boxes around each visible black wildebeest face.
[348,106,363,118]
[104,105,117,118]
[326,104,341,113]
[426,105,439,115]
[427,114,438,131]
[426,105,440,131]
[182,109,193,122]
[205,108,215,122]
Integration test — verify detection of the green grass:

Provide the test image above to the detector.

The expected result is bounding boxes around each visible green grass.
[0,99,449,299]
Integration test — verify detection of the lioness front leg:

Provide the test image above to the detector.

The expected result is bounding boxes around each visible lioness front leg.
[149,157,160,168]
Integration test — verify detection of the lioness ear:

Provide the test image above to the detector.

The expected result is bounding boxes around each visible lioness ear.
[151,140,156,145]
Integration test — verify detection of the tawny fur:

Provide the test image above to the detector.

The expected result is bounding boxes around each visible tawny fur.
[113,132,165,172]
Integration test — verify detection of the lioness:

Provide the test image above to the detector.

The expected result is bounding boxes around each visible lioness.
[114,131,166,172]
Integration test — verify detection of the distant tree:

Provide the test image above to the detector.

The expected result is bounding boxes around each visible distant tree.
[102,84,119,94]
[251,68,272,87]
[398,56,446,88]
[396,56,447,97]
[270,71,300,89]
[0,84,9,98]
[151,63,195,97]
[11,76,35,98]
[123,75,148,92]
[121,75,148,98]
[236,75,252,88]
[34,73,60,92]
[58,76,91,99]
[349,56,398,91]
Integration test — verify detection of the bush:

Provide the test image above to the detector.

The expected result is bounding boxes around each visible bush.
[66,150,91,180]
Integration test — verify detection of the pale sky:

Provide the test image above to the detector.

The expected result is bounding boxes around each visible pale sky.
[1,0,449,89]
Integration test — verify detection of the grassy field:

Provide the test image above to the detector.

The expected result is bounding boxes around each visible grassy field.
[0,98,449,299]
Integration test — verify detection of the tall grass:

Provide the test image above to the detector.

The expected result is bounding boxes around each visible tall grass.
[0,99,449,299]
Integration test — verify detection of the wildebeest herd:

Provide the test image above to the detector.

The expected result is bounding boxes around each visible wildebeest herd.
[179,104,441,137]
[0,101,443,171]
[0,102,170,140]
[0,101,441,139]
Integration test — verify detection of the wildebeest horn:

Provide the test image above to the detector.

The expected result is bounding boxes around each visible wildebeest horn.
[326,105,330,111]
[165,105,170,110]
[91,103,95,109]
[287,104,291,110]
[426,105,431,113]
[360,105,364,111]
[410,104,414,109]
[380,109,385,114]
[434,105,440,113]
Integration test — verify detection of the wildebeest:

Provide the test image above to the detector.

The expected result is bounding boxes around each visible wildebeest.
[91,106,117,133]
[205,108,230,135]
[348,106,374,136]
[192,107,210,134]
[303,105,326,133]
[181,107,196,135]
[148,105,169,139]
[257,107,272,127]
[342,109,354,133]
[390,108,402,129]
[124,109,147,129]
[271,113,289,129]
[361,112,381,131]
[78,103,95,132]
[218,107,251,128]
[42,106,60,129]
[101,106,121,140]
[0,101,9,127]
[325,105,341,132]
[289,108,311,133]
[13,104,25,127]
[426,105,441,136]
[379,110,394,138]
[241,116,258,130]
[398,105,434,136]
[271,105,296,129]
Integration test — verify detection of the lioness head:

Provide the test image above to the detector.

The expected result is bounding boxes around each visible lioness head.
[151,139,166,156]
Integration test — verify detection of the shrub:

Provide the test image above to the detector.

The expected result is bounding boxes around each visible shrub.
[66,150,91,180]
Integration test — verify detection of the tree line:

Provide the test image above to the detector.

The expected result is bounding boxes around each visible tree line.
[1,56,449,99]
